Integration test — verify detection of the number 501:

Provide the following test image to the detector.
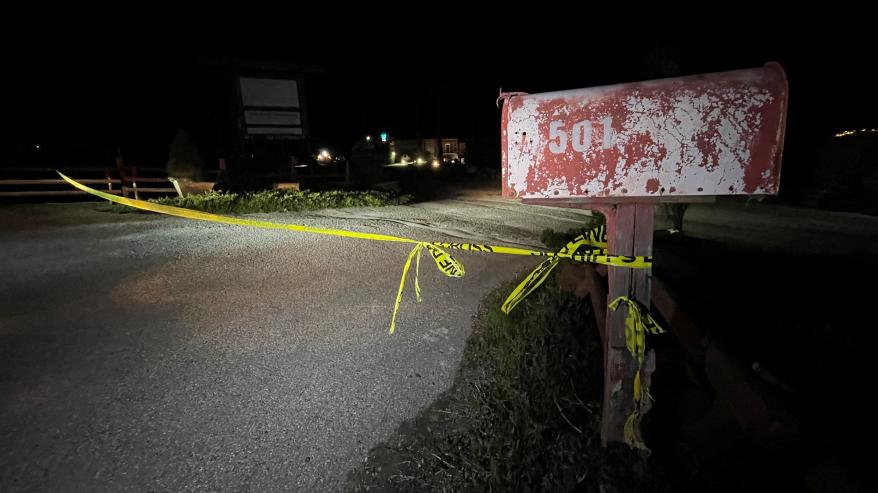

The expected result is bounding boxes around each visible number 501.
[548,117,614,154]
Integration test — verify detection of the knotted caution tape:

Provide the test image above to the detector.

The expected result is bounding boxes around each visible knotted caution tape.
[59,172,651,334]
[501,227,608,314]
[608,296,665,452]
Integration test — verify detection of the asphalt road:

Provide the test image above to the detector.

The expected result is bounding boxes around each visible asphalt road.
[4,192,876,492]
[0,194,595,492]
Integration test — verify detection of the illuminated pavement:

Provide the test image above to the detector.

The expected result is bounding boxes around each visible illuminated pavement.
[4,192,876,491]
[0,194,593,492]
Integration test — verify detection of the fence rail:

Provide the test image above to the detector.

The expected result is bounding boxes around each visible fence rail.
[0,189,124,197]
[1,163,349,200]
[1,168,120,198]
[0,179,121,185]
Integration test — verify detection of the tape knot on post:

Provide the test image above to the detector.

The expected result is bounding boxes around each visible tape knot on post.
[501,227,608,314]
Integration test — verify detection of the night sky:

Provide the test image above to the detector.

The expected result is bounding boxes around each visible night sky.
[4,28,874,190]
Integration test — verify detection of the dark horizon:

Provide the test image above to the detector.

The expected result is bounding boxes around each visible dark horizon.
[4,36,875,191]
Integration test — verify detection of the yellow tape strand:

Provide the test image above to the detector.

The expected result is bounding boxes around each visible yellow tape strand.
[60,172,649,333]
[608,296,665,452]
[390,244,423,334]
[501,257,558,314]
[58,172,415,245]
[414,244,422,303]
[501,231,610,314]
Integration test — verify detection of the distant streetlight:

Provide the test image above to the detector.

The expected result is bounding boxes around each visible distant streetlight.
[835,128,878,138]
[365,135,373,142]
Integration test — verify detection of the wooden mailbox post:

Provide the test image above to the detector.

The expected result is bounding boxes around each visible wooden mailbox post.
[500,63,788,445]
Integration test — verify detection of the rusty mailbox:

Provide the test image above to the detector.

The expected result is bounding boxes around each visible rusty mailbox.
[502,63,787,201]
[499,63,788,446]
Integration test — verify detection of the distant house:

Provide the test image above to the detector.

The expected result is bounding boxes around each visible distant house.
[391,137,467,163]
[423,138,467,159]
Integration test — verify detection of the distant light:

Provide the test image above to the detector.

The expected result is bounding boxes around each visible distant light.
[365,135,373,142]
[380,132,388,143]
[317,149,332,162]
[431,159,441,168]
[415,157,425,165]
[34,145,41,151]
[835,128,878,138]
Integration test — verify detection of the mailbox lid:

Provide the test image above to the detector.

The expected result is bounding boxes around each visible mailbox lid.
[501,63,788,200]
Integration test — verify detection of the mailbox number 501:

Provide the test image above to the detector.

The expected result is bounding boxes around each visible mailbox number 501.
[548,117,614,154]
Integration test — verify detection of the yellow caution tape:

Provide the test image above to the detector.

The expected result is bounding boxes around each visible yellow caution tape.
[501,257,558,314]
[501,230,608,314]
[609,296,665,452]
[434,241,650,268]
[389,242,466,334]
[59,172,414,245]
[623,412,644,452]
[59,172,651,333]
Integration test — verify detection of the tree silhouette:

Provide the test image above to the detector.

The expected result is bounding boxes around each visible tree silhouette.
[167,128,205,180]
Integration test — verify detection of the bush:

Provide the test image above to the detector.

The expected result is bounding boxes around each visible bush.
[102,189,412,214]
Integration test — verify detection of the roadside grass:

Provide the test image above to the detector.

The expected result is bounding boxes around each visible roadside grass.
[99,189,412,214]
[347,251,664,491]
